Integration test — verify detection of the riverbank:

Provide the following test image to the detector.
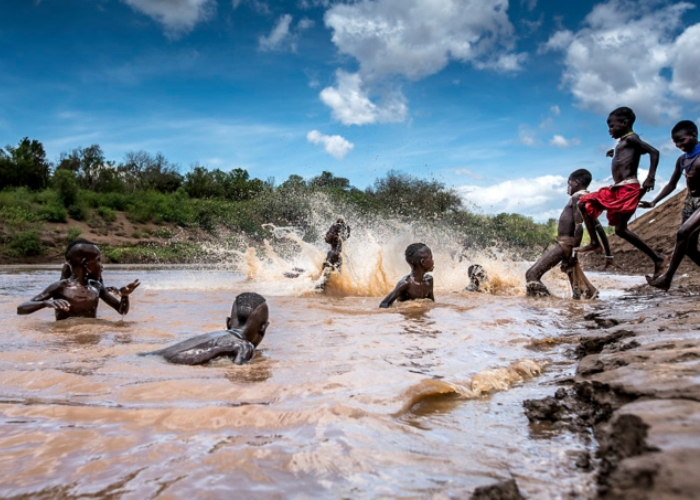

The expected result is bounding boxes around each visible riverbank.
[524,282,700,499]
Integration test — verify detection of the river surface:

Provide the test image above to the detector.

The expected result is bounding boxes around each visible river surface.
[0,260,644,499]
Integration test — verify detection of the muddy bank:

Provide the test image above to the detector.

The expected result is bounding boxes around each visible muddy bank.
[525,284,700,499]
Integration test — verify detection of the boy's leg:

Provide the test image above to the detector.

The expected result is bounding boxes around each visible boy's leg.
[526,246,565,297]
[684,229,700,267]
[647,210,700,290]
[614,215,667,278]
[575,201,603,253]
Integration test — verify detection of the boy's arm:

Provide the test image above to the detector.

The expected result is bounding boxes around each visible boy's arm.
[98,279,140,315]
[17,282,69,315]
[629,136,659,192]
[639,159,682,208]
[379,278,408,308]
[426,275,435,301]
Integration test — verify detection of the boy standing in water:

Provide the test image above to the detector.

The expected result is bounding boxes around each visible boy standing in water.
[643,121,700,290]
[576,106,667,277]
[17,239,140,320]
[526,169,597,299]
[379,243,434,308]
[142,292,269,365]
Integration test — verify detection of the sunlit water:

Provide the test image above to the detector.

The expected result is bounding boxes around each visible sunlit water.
[0,231,645,498]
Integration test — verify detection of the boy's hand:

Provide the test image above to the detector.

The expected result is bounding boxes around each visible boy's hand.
[606,149,614,157]
[642,176,655,193]
[46,299,70,311]
[120,280,141,296]
[638,200,655,209]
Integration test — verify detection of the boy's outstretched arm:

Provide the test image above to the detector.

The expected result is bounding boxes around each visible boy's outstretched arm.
[379,279,408,308]
[639,160,682,209]
[97,279,140,315]
[630,136,660,192]
[17,282,69,315]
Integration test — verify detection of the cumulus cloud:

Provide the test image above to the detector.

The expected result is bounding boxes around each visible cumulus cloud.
[319,70,407,125]
[321,0,523,125]
[459,175,568,220]
[542,0,700,124]
[549,135,580,148]
[122,0,215,35]
[307,130,354,159]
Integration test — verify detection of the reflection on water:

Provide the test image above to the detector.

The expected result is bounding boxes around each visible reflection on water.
[0,261,642,498]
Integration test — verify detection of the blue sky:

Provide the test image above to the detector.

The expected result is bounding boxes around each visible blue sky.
[2,0,700,221]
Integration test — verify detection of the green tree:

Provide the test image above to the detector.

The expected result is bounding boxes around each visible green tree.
[1,138,51,190]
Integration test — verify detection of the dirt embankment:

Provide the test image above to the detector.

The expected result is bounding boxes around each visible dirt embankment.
[525,186,700,497]
[524,286,700,499]
[0,212,234,265]
[583,189,700,284]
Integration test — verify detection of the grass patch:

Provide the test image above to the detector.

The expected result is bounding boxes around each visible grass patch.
[102,242,202,264]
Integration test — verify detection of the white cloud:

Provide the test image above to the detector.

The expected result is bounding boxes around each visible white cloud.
[454,168,482,179]
[518,124,538,146]
[307,130,354,160]
[550,105,560,116]
[320,70,407,125]
[122,0,215,35]
[259,14,293,51]
[459,175,568,220]
[233,0,270,14]
[549,134,580,148]
[321,0,523,125]
[542,0,699,124]
[259,15,314,52]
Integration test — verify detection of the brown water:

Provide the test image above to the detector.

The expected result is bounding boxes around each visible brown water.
[0,252,643,498]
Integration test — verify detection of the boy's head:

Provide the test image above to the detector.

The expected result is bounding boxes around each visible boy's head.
[65,239,102,279]
[607,107,636,138]
[671,120,698,153]
[227,292,269,347]
[405,243,434,272]
[568,169,592,195]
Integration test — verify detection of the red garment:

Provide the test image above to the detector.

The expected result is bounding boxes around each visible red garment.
[579,183,642,225]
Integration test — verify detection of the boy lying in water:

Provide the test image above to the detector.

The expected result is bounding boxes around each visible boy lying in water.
[141,292,269,365]
[379,243,434,308]
[17,239,140,320]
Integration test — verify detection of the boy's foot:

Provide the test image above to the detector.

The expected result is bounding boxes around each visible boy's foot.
[603,255,622,270]
[646,273,671,291]
[526,281,550,298]
[573,243,603,254]
[652,254,670,279]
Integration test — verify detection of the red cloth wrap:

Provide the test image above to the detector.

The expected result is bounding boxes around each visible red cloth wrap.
[579,183,642,225]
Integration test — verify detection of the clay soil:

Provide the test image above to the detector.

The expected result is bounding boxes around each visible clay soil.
[526,191,700,499]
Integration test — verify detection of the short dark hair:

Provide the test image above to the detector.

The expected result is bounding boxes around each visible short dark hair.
[569,169,592,188]
[232,292,266,324]
[65,238,97,258]
[405,243,430,264]
[65,239,100,266]
[672,120,698,136]
[609,107,636,127]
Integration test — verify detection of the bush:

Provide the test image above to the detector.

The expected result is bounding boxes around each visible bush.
[38,203,67,223]
[7,230,44,256]
[53,169,79,207]
[66,227,82,242]
[96,206,117,223]
[68,204,87,221]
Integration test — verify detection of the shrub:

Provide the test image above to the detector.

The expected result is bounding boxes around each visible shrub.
[7,230,44,257]
[96,206,117,223]
[66,227,82,242]
[38,203,67,223]
[53,169,79,207]
[68,204,87,221]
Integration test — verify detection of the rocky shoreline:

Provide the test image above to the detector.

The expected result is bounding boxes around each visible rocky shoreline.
[524,284,700,500]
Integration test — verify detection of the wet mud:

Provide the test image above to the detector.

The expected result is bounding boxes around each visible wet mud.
[524,284,700,499]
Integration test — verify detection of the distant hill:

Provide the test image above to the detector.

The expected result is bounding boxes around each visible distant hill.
[582,189,700,281]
